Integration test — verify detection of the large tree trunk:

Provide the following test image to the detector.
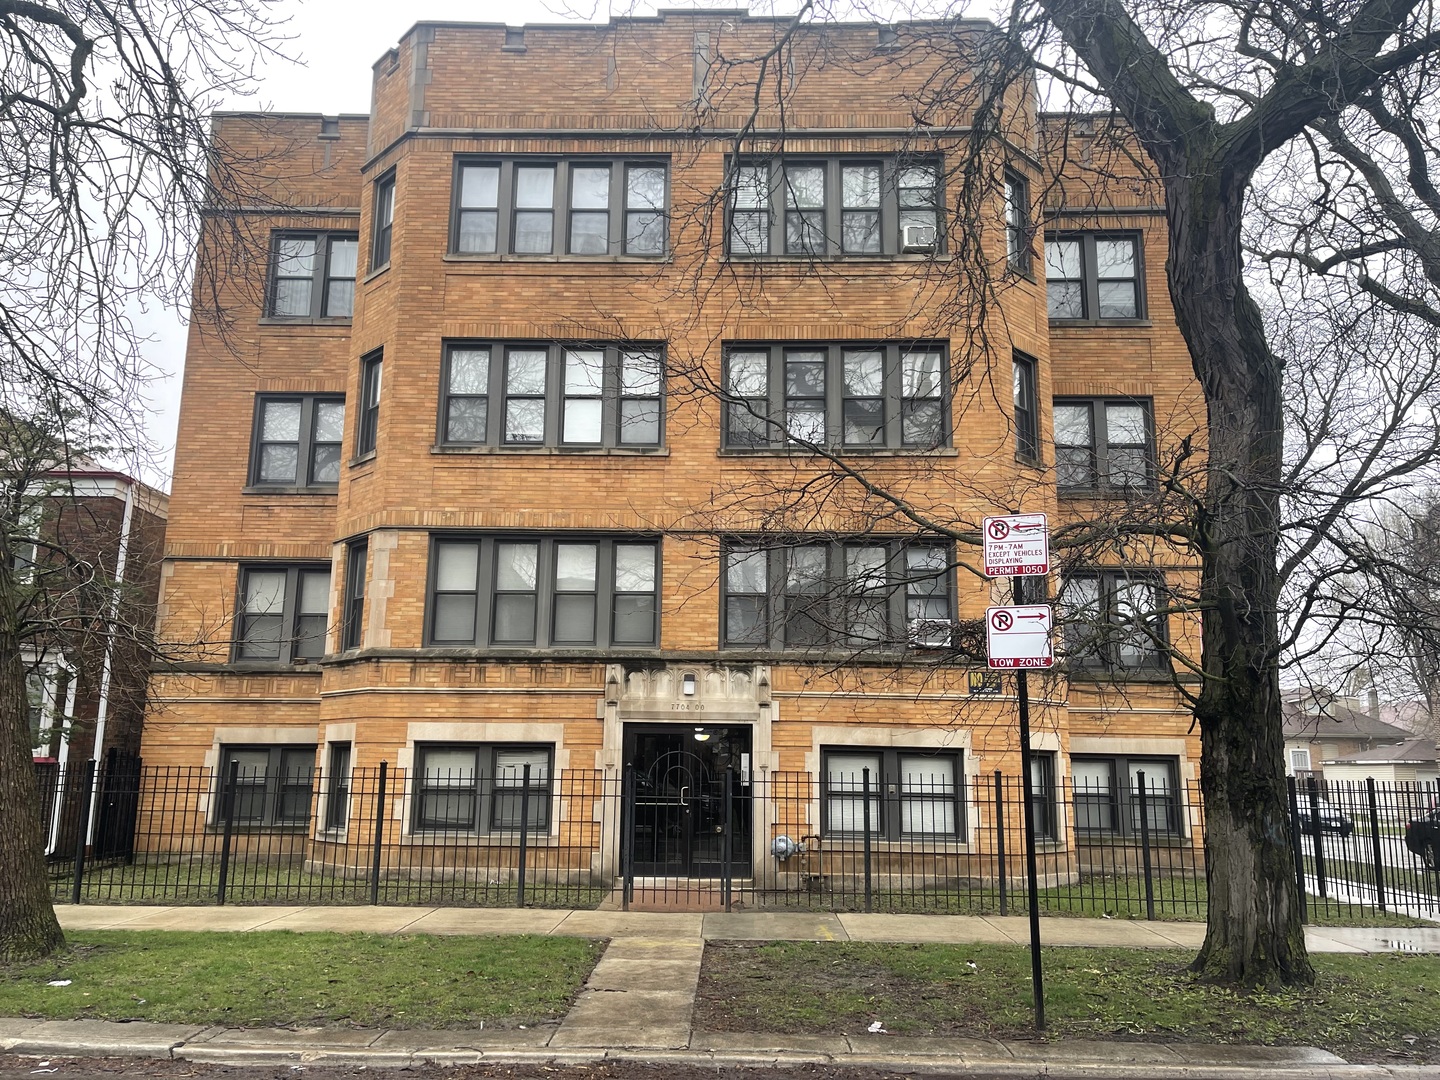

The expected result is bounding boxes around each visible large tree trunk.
[1166,156,1312,988]
[0,609,64,963]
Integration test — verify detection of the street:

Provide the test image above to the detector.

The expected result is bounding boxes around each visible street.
[0,1065,1393,1080]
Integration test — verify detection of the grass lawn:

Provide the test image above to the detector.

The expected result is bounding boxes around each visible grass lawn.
[0,931,603,1030]
[52,860,608,910]
[696,940,1440,1063]
[749,876,1434,927]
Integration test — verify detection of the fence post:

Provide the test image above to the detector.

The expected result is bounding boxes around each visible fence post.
[1366,778,1387,913]
[1286,776,1307,923]
[1307,776,1328,900]
[994,770,1008,917]
[70,759,97,905]
[621,766,635,911]
[369,761,388,906]
[217,758,239,906]
[517,763,531,908]
[1137,770,1155,921]
[862,767,874,913]
[723,768,734,913]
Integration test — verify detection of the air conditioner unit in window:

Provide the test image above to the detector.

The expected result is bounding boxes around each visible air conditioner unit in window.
[907,618,954,649]
[902,225,937,253]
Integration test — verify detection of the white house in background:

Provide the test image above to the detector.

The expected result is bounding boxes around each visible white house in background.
[1321,738,1440,788]
[1282,699,1411,780]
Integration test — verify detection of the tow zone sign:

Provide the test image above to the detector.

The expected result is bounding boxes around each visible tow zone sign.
[982,514,1049,577]
[986,605,1054,669]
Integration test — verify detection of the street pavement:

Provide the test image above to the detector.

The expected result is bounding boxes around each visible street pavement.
[0,905,1437,1078]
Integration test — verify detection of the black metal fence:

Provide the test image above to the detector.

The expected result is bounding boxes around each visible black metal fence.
[36,759,1440,923]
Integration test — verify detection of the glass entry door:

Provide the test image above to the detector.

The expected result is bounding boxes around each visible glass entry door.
[624,724,752,877]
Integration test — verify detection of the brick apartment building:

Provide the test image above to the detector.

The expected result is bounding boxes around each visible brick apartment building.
[144,11,1204,892]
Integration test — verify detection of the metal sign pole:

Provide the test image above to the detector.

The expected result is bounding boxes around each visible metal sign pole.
[1013,573,1046,1031]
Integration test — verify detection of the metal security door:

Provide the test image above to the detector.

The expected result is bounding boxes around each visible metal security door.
[624,726,752,878]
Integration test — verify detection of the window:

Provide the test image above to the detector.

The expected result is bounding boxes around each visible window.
[357,350,382,456]
[1030,751,1057,840]
[428,536,660,648]
[722,540,951,650]
[13,500,41,583]
[325,742,351,830]
[217,745,316,826]
[723,343,946,450]
[1053,398,1153,492]
[1072,755,1179,836]
[25,662,68,758]
[822,748,965,838]
[249,396,344,489]
[439,342,663,449]
[413,744,552,833]
[451,158,668,256]
[1013,354,1038,460]
[342,541,367,650]
[1289,748,1312,773]
[371,173,395,270]
[235,565,331,663]
[1060,571,1166,670]
[1003,171,1031,274]
[1045,234,1142,321]
[26,669,48,749]
[267,232,358,319]
[727,157,941,257]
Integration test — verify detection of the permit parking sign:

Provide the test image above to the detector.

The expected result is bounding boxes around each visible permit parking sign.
[986,605,1055,669]
[983,514,1049,577]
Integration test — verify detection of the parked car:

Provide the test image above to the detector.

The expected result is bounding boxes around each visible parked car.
[1293,798,1354,838]
[1405,808,1440,869]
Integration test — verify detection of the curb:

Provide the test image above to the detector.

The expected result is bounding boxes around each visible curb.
[7,1030,1440,1079]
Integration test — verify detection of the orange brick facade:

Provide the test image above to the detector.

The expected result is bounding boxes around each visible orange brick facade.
[145,13,1205,883]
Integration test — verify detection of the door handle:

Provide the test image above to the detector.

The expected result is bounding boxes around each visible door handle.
[679,785,688,807]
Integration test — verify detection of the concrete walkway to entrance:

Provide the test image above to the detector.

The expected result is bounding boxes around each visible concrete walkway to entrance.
[5,905,1436,1077]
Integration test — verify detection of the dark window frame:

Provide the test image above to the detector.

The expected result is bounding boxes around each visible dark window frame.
[1003,170,1032,275]
[426,535,661,649]
[216,744,316,827]
[1060,569,1168,672]
[265,231,359,320]
[412,742,554,834]
[1030,750,1058,840]
[449,157,670,258]
[371,172,396,270]
[248,394,345,491]
[356,350,382,457]
[1053,396,1155,494]
[721,539,953,651]
[1013,353,1039,461]
[726,156,943,258]
[325,742,352,831]
[438,341,665,450]
[342,540,367,651]
[1045,232,1144,322]
[1071,754,1181,837]
[722,342,949,452]
[820,746,966,839]
[234,563,332,664]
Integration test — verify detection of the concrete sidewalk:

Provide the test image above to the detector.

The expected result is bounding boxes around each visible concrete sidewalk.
[52,902,1440,953]
[2,906,1435,1078]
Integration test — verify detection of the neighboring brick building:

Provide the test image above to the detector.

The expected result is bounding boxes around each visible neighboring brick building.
[145,12,1205,892]
[22,460,167,852]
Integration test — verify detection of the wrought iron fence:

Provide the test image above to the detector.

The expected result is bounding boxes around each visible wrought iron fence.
[35,759,1440,922]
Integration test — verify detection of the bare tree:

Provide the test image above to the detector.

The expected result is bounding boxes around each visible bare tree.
[0,0,284,962]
